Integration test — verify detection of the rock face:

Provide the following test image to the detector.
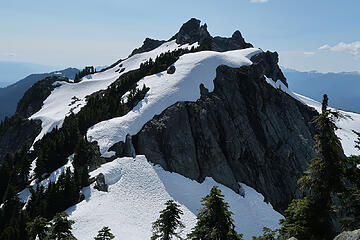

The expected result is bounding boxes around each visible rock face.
[334,229,360,240]
[88,141,108,171]
[172,18,253,52]
[172,18,211,45]
[133,63,318,213]
[109,134,136,158]
[251,51,288,87]
[212,30,253,52]
[130,38,166,56]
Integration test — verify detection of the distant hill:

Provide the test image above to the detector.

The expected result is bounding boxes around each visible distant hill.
[0,68,79,121]
[283,68,360,113]
[0,61,56,85]
[0,82,12,88]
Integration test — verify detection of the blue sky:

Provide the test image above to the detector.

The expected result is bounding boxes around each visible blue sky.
[1,0,359,73]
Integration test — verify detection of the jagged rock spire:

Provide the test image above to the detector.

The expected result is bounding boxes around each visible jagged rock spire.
[172,18,211,45]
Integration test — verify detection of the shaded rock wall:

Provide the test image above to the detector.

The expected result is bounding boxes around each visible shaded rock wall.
[133,64,318,213]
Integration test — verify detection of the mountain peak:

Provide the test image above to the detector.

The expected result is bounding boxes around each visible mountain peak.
[172,18,211,45]
[232,30,243,40]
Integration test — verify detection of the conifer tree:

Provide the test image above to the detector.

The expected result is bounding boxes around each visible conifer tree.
[280,94,345,239]
[48,212,77,240]
[339,131,360,230]
[151,200,185,240]
[26,216,50,240]
[187,186,243,240]
[94,226,115,240]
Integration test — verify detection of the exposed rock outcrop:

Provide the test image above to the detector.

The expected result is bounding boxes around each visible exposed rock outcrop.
[251,51,288,87]
[171,18,253,52]
[94,173,108,192]
[212,30,253,52]
[133,63,318,213]
[172,18,211,45]
[130,18,254,58]
[130,38,166,56]
[88,141,108,171]
[334,229,360,240]
[109,134,136,158]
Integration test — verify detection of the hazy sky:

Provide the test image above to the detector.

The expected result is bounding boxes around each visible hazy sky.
[1,0,359,73]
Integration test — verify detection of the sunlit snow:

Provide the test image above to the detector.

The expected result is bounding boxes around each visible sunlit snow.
[29,40,198,145]
[68,156,282,240]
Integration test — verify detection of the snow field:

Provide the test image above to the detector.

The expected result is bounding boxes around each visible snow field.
[68,156,282,240]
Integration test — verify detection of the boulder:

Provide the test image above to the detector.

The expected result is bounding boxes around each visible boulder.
[109,134,136,158]
[167,65,176,74]
[94,173,108,192]
[334,229,360,240]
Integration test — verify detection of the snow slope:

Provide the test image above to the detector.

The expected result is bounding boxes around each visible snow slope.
[29,40,198,144]
[68,156,282,240]
[87,48,261,156]
[294,93,360,156]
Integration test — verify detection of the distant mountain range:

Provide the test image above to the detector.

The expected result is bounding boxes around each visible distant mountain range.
[283,68,360,113]
[0,61,57,86]
[0,68,79,121]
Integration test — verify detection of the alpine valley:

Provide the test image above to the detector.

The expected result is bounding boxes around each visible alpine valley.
[1,18,360,240]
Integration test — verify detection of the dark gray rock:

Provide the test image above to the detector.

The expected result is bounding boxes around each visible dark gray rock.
[109,134,136,158]
[251,51,288,87]
[94,173,108,192]
[88,141,108,172]
[130,38,166,56]
[199,83,209,99]
[212,30,253,52]
[334,229,360,240]
[133,64,319,213]
[167,65,176,74]
[171,18,252,52]
[172,18,211,45]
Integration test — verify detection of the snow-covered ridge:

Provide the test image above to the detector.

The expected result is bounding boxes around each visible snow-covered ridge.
[87,48,262,156]
[29,40,198,144]
[68,156,282,240]
[294,93,360,156]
